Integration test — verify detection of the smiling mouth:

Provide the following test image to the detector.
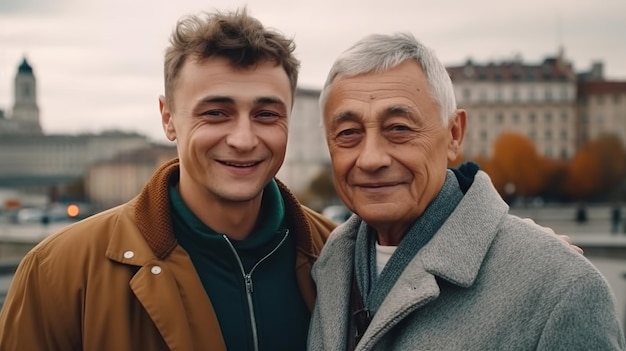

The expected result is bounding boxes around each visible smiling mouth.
[220,161,260,168]
[358,182,401,188]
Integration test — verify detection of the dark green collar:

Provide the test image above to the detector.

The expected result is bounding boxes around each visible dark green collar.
[168,179,286,250]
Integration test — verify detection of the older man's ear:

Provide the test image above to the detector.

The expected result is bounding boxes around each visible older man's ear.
[447,109,467,162]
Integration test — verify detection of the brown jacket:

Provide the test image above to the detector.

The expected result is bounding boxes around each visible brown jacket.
[0,159,335,350]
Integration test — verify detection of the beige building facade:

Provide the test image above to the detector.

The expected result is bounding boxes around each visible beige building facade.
[577,81,626,147]
[447,54,578,159]
[86,146,177,210]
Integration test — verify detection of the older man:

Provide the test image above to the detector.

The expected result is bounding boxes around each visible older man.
[308,33,625,350]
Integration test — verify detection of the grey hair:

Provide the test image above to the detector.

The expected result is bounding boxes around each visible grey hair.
[319,32,456,126]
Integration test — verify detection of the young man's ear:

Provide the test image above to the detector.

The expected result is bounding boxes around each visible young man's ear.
[447,109,467,162]
[159,95,176,141]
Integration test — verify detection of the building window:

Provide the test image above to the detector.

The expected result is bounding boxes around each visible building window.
[512,113,520,124]
[480,130,488,140]
[496,113,504,124]
[479,90,487,102]
[561,130,568,140]
[528,89,536,102]
[544,89,553,102]
[560,148,568,159]
[581,113,589,123]
[561,112,568,123]
[22,84,31,98]
[512,89,519,102]
[596,95,604,105]
[560,87,569,101]
[529,112,536,123]
[545,130,552,140]
[544,112,553,123]
[529,129,536,140]
[614,94,622,104]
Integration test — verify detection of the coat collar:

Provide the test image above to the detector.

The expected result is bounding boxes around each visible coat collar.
[106,158,320,265]
[318,171,509,350]
[358,171,509,349]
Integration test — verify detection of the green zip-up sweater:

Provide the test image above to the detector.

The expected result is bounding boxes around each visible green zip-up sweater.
[169,180,310,351]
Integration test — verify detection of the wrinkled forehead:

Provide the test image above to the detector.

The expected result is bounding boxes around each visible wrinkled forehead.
[322,64,437,122]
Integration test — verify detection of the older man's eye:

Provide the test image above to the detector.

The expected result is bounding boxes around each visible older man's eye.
[389,124,411,131]
[338,129,358,136]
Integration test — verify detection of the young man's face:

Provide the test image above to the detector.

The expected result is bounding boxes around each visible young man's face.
[323,60,465,238]
[160,56,292,205]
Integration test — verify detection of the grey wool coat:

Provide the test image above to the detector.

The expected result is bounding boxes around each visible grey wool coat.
[308,171,625,351]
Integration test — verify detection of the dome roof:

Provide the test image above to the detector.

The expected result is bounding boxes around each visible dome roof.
[18,58,33,74]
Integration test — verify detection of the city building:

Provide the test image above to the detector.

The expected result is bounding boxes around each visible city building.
[0,58,42,135]
[447,50,578,159]
[276,87,330,195]
[86,145,177,211]
[0,58,154,199]
[577,79,626,147]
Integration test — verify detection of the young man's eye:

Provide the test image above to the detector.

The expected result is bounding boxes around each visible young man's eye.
[202,110,227,117]
[256,111,280,118]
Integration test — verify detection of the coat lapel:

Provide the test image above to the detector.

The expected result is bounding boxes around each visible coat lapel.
[355,257,440,350]
[129,246,226,351]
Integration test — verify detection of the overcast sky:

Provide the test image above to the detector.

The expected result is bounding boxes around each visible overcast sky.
[1,0,625,143]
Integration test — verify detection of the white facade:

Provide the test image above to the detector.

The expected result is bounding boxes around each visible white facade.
[449,57,578,160]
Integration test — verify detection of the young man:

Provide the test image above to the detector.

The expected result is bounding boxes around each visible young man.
[309,33,625,350]
[0,9,334,350]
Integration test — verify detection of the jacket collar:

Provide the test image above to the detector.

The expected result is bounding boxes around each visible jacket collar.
[108,158,318,263]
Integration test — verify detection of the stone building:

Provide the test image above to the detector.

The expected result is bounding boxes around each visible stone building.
[577,79,626,147]
[0,58,153,198]
[447,51,578,159]
[86,145,177,211]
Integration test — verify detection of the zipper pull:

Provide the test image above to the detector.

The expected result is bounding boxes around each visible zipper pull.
[245,274,253,293]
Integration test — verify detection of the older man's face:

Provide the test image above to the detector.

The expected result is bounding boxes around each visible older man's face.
[323,60,465,237]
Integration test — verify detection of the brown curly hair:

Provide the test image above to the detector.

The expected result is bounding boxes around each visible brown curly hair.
[163,8,300,108]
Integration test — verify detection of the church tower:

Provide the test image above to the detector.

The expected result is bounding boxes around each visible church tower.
[12,57,42,134]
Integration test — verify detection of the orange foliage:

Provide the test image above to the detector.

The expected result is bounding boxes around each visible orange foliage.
[562,134,626,200]
[490,132,546,197]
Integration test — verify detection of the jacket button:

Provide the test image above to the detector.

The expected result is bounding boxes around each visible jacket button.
[123,251,134,259]
[151,266,162,275]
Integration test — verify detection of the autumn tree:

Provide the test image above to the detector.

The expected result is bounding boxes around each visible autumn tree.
[561,134,626,200]
[490,132,547,199]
